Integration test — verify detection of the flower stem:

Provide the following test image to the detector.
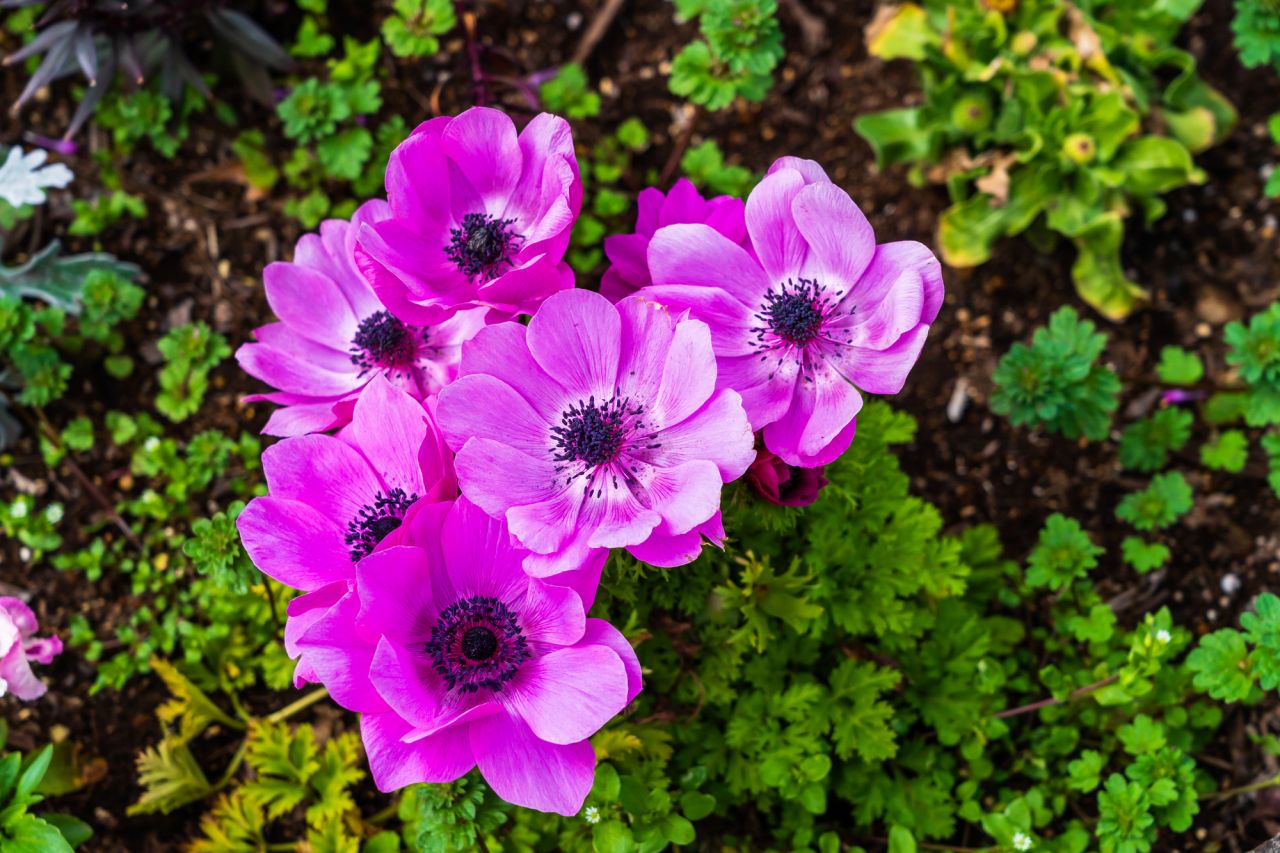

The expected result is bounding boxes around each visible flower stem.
[992,674,1120,720]
[1202,772,1280,801]
[265,687,329,724]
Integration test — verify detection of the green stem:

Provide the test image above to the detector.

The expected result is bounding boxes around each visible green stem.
[265,687,329,724]
[1202,771,1280,801]
[366,800,400,825]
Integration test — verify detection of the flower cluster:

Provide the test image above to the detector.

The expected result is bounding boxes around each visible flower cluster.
[237,107,941,814]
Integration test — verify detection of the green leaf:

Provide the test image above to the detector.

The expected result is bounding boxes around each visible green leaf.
[1186,629,1256,702]
[1111,135,1203,195]
[1156,346,1204,385]
[593,820,633,853]
[854,107,932,169]
[680,790,716,821]
[1121,536,1170,573]
[1026,514,1104,590]
[1200,430,1248,472]
[3,815,74,853]
[866,3,936,60]
[316,127,373,181]
[1071,216,1147,321]
[42,814,91,848]
[1241,593,1280,691]
[1067,750,1105,792]
[887,825,917,853]
[1118,715,1166,756]
[1118,408,1192,472]
[0,241,139,315]
[1115,472,1193,532]
[128,739,212,815]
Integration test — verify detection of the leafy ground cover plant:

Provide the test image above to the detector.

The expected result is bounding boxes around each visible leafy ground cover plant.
[992,301,1280,574]
[669,0,784,110]
[857,0,1236,318]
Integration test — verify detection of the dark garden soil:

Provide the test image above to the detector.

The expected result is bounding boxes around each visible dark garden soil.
[2,0,1280,850]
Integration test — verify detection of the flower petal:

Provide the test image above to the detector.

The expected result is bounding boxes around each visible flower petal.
[745,168,808,281]
[370,636,499,733]
[294,590,387,713]
[519,579,586,647]
[356,546,440,647]
[766,156,831,185]
[499,645,628,745]
[349,376,432,497]
[763,365,862,466]
[831,324,931,395]
[237,497,351,590]
[262,435,383,527]
[526,289,620,399]
[652,390,756,481]
[362,711,475,792]
[581,618,642,704]
[453,438,564,520]
[791,181,875,288]
[470,712,596,816]
[458,321,571,421]
[647,223,770,309]
[437,374,552,457]
[263,262,359,346]
[442,107,521,212]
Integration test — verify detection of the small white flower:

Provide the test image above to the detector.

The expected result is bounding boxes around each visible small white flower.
[10,498,29,519]
[1155,629,1172,644]
[143,436,161,452]
[0,147,73,208]
[583,805,600,824]
[44,504,64,524]
[1012,831,1033,851]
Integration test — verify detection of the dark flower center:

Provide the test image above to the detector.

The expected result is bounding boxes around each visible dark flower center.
[345,487,418,562]
[756,278,831,346]
[460,626,498,661]
[552,395,644,468]
[350,311,423,376]
[425,596,529,693]
[445,213,523,283]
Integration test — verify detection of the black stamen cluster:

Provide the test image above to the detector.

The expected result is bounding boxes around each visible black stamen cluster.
[755,278,831,346]
[552,395,638,468]
[350,311,421,376]
[445,213,523,283]
[425,595,529,693]
[344,488,418,562]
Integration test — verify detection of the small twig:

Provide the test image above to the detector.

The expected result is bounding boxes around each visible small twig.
[863,837,994,853]
[453,1,490,106]
[262,582,282,630]
[659,106,702,187]
[992,674,1120,720]
[26,406,144,551]
[571,0,627,67]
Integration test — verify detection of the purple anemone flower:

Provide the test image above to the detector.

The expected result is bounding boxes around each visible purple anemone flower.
[355,107,581,324]
[437,289,756,574]
[0,597,61,701]
[644,157,944,466]
[356,497,641,816]
[237,377,456,702]
[600,178,746,302]
[237,199,486,437]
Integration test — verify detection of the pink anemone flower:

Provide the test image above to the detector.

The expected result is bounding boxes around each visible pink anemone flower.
[437,289,756,575]
[644,157,944,466]
[356,497,641,816]
[236,376,455,705]
[600,178,746,302]
[0,597,61,701]
[355,107,581,324]
[237,199,486,437]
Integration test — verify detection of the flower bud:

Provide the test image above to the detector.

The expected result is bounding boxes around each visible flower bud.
[1010,31,1037,56]
[1063,133,1097,165]
[952,95,993,134]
